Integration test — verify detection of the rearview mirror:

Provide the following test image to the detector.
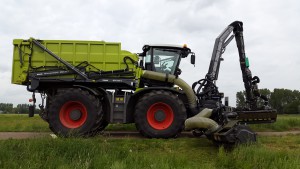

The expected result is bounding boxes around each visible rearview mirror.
[191,53,195,65]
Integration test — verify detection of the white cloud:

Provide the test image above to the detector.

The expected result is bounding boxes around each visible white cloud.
[0,0,299,106]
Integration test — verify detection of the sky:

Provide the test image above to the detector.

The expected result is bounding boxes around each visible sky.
[0,0,299,107]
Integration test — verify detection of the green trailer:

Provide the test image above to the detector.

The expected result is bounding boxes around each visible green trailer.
[11,21,277,146]
[12,38,138,85]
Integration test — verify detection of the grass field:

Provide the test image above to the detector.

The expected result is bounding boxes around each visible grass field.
[0,135,299,169]
[0,114,299,132]
[251,114,300,131]
[0,114,49,132]
[0,114,299,168]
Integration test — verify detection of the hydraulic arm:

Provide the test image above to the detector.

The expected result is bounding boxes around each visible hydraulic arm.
[193,21,276,125]
[203,21,269,110]
[187,21,277,146]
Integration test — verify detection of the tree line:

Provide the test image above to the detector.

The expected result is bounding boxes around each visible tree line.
[236,88,300,114]
[0,103,33,114]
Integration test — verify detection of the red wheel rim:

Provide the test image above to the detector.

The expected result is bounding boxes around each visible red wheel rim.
[147,102,174,130]
[59,101,87,128]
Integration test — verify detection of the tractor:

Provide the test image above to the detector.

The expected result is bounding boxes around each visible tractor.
[12,21,276,145]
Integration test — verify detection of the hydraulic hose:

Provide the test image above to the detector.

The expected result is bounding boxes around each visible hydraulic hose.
[185,108,219,133]
[142,70,197,110]
[141,71,219,133]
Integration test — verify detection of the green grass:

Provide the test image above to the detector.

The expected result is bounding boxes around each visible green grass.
[0,135,299,169]
[0,114,138,132]
[250,114,300,132]
[0,114,299,168]
[0,114,49,132]
[105,123,137,131]
[216,135,300,169]
[0,114,299,132]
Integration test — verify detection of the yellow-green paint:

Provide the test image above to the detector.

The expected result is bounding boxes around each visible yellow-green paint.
[12,38,139,85]
[134,67,143,89]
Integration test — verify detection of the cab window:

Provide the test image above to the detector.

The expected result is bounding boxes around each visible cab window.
[151,48,181,74]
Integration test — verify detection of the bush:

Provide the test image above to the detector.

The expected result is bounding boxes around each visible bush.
[283,100,300,114]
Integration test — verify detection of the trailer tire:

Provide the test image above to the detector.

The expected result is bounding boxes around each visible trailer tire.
[48,88,104,137]
[135,90,186,138]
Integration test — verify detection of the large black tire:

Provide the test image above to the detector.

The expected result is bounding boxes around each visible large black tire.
[135,90,186,138]
[92,120,109,134]
[48,88,105,137]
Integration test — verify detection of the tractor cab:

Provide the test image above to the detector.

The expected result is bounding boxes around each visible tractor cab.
[139,45,195,77]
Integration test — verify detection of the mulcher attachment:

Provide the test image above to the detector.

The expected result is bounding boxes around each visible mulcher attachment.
[206,120,256,146]
[236,109,277,124]
[205,108,276,146]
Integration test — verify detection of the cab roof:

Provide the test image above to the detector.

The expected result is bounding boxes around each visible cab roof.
[144,44,189,49]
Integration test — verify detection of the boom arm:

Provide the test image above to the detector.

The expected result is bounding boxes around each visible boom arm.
[190,21,276,146]
[204,21,268,110]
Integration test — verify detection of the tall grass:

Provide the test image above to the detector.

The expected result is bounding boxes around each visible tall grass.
[0,135,299,169]
[0,137,217,169]
[217,135,300,169]
[217,145,300,169]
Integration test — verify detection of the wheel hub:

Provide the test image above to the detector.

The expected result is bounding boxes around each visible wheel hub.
[59,101,88,129]
[154,110,166,122]
[70,109,82,121]
[146,102,174,130]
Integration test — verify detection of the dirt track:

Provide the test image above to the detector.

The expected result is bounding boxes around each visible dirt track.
[0,131,300,140]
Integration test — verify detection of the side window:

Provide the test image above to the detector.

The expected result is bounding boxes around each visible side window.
[144,50,153,71]
[145,51,151,63]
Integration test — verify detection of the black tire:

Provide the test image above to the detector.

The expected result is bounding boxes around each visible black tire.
[135,90,186,138]
[92,120,109,134]
[48,88,104,137]
[92,96,110,134]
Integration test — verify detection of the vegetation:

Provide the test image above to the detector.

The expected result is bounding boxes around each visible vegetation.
[236,88,300,114]
[0,114,139,132]
[216,135,300,169]
[0,103,37,114]
[0,114,299,168]
[0,135,299,169]
[0,103,13,114]
[0,114,299,132]
[251,114,300,131]
[0,114,49,132]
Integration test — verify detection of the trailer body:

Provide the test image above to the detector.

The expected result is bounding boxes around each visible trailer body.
[12,39,138,85]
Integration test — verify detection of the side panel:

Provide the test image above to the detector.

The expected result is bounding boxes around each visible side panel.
[12,39,138,85]
[12,40,31,84]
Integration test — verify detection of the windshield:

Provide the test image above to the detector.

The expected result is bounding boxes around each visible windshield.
[145,48,181,74]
